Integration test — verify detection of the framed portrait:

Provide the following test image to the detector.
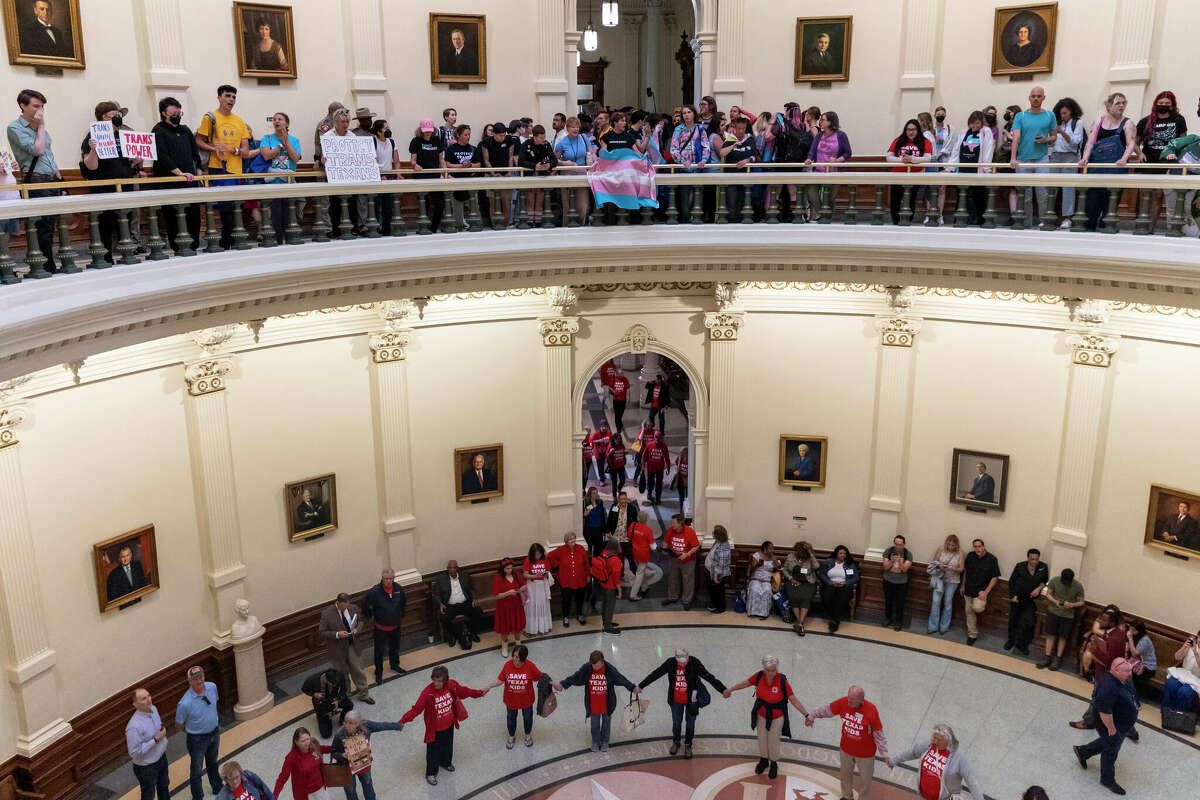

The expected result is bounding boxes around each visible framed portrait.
[949,449,1010,511]
[429,13,486,84]
[779,435,828,488]
[793,16,851,83]
[93,524,159,613]
[1144,484,1200,558]
[233,2,296,79]
[991,3,1057,76]
[456,443,504,501]
[3,0,85,69]
[285,473,338,541]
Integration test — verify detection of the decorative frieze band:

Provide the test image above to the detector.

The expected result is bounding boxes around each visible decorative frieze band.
[877,316,922,347]
[368,329,414,363]
[184,357,234,396]
[1067,331,1119,368]
[704,312,744,341]
[538,316,580,347]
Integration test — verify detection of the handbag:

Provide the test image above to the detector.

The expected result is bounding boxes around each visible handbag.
[733,590,746,614]
[772,590,790,620]
[1161,706,1197,735]
[693,681,711,708]
[536,674,558,717]
[620,690,650,732]
[321,756,351,788]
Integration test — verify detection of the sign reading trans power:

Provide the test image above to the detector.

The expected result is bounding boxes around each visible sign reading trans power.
[320,133,380,183]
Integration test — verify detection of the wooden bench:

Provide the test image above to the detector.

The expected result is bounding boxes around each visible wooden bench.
[424,560,562,643]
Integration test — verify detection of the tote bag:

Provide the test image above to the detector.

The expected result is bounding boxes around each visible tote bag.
[620,691,650,732]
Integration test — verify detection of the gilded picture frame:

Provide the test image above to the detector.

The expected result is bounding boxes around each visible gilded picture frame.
[1144,483,1200,559]
[949,448,1010,511]
[94,524,159,613]
[233,1,297,80]
[429,12,487,85]
[286,473,338,541]
[779,435,828,488]
[991,2,1057,77]
[456,443,504,501]
[793,16,851,83]
[3,0,85,70]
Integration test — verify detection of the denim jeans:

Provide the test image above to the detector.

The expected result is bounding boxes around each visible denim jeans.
[342,768,375,800]
[669,701,697,744]
[507,706,533,736]
[1049,152,1078,218]
[185,729,221,800]
[928,581,957,632]
[589,712,611,745]
[1017,156,1050,223]
[132,754,170,800]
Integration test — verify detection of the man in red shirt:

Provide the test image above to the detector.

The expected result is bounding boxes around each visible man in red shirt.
[591,536,624,634]
[581,427,595,489]
[642,431,670,505]
[1071,605,1129,731]
[811,685,889,800]
[661,514,699,609]
[548,532,590,627]
[611,372,630,431]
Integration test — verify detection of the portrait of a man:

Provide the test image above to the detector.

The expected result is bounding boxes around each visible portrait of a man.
[1145,486,1200,555]
[794,17,851,83]
[93,525,159,612]
[429,14,487,84]
[455,443,504,501]
[4,0,84,68]
[233,2,297,79]
[779,435,828,488]
[950,449,1010,511]
[284,474,338,540]
[991,3,1057,76]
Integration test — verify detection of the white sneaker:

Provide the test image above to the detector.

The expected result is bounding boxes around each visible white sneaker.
[1059,218,1072,229]
[1184,220,1200,239]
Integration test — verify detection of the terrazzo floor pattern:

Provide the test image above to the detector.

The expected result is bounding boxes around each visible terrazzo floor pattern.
[159,624,1194,800]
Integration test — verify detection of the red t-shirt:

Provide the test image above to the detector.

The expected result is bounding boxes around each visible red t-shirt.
[232,785,252,800]
[431,688,456,731]
[498,660,543,709]
[612,375,629,400]
[582,439,595,459]
[829,697,883,758]
[588,669,609,715]
[629,523,655,563]
[751,672,792,719]
[650,383,663,408]
[672,664,689,704]
[918,746,950,800]
[607,444,626,470]
[888,136,931,173]
[643,441,669,471]
[592,431,611,459]
[665,526,699,562]
[523,557,549,580]
[600,361,617,387]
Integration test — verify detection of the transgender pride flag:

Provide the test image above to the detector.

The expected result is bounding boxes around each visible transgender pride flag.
[588,149,660,210]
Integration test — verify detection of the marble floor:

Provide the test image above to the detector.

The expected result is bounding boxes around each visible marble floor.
[114,614,1199,800]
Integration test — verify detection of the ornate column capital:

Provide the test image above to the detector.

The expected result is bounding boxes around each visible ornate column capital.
[876,316,922,347]
[1066,330,1120,368]
[714,281,740,310]
[0,403,28,450]
[704,311,744,341]
[538,316,580,347]
[184,356,235,396]
[368,329,414,363]
[547,285,579,315]
[376,299,414,327]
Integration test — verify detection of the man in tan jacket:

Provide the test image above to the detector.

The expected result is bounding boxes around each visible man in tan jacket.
[318,592,374,703]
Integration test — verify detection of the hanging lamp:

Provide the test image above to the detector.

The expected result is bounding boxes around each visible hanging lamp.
[583,1,599,50]
[602,0,619,27]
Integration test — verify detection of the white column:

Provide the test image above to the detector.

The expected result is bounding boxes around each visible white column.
[712,0,745,104]
[702,311,743,531]
[183,327,247,648]
[368,301,421,585]
[1107,0,1157,115]
[536,0,570,125]
[899,0,938,123]
[565,28,582,113]
[695,0,717,100]
[0,395,73,757]
[690,427,709,536]
[346,0,388,115]
[1049,301,1119,574]
[643,0,663,103]
[866,289,922,560]
[541,313,581,538]
[138,0,190,93]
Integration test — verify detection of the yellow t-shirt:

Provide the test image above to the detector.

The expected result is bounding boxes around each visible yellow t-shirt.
[197,110,250,173]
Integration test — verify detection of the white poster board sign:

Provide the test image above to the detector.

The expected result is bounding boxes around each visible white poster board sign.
[321,133,381,183]
[119,131,157,161]
[90,121,119,159]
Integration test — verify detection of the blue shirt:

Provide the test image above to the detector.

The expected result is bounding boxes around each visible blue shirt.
[175,682,219,733]
[554,133,591,166]
[6,117,58,176]
[126,705,167,765]
[259,133,300,171]
[1012,109,1056,162]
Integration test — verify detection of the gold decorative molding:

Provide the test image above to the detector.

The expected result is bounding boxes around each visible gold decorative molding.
[0,403,28,449]
[877,316,922,347]
[620,323,656,354]
[1066,331,1119,368]
[538,316,580,347]
[704,311,744,341]
[184,357,234,396]
[368,329,414,363]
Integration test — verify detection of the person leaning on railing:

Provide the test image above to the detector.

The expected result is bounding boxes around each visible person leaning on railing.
[1049,97,1085,230]
[151,96,203,251]
[257,112,301,245]
[1160,133,1200,236]
[517,124,557,227]
[80,100,142,264]
[1136,90,1187,233]
[6,88,60,273]
[669,104,710,224]
[1079,92,1137,232]
[885,118,932,225]
[804,110,851,222]
[443,123,480,231]
[194,84,250,250]
[554,116,593,226]
[947,111,994,226]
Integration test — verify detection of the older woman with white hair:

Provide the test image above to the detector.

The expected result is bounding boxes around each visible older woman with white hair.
[722,655,813,780]
[217,761,276,800]
[886,723,983,800]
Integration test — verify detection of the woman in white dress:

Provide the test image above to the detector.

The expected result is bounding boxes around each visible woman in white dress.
[746,541,778,619]
[523,542,554,635]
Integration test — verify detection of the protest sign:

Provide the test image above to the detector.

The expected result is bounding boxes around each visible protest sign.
[320,133,381,183]
[119,131,157,161]
[90,121,120,159]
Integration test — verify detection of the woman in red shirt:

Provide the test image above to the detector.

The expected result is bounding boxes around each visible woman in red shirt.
[723,656,813,780]
[607,432,627,497]
[399,665,489,786]
[548,532,590,627]
[273,727,330,800]
[885,118,932,224]
[674,449,688,510]
[581,429,595,489]
[493,559,526,657]
[486,644,544,749]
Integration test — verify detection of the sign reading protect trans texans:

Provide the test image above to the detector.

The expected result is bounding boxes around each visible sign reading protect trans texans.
[320,133,380,183]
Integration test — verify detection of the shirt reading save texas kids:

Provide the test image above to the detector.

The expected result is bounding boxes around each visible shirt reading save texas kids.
[829,696,884,758]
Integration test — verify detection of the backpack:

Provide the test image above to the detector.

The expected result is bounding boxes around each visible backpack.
[776,116,807,163]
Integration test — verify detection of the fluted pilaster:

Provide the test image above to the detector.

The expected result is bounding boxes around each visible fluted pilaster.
[703,311,742,529]
[347,0,388,107]
[542,316,580,536]
[712,0,744,100]
[138,0,190,89]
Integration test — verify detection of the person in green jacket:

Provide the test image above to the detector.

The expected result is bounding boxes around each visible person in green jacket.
[1160,134,1200,234]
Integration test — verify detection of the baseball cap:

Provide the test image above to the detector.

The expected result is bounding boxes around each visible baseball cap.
[418,118,436,132]
[94,101,129,121]
[492,122,508,134]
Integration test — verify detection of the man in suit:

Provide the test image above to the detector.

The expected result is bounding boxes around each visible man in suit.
[19,0,74,58]
[965,462,995,503]
[789,443,820,482]
[438,27,478,77]
[802,32,838,75]
[294,488,326,532]
[433,560,483,650]
[460,453,497,495]
[301,667,353,738]
[1161,501,1200,549]
[106,545,147,603]
[318,593,374,703]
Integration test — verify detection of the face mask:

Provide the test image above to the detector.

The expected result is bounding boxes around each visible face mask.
[384,129,392,139]
[1156,106,1171,115]
[935,114,945,124]
[675,657,688,665]
[1004,112,1013,123]
[985,114,997,125]
[168,114,182,125]
[111,115,123,128]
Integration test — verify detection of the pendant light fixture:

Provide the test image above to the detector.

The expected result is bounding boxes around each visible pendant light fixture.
[583,1,599,51]
[602,0,619,28]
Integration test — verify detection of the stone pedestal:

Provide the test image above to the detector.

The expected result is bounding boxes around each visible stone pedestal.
[230,601,273,721]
